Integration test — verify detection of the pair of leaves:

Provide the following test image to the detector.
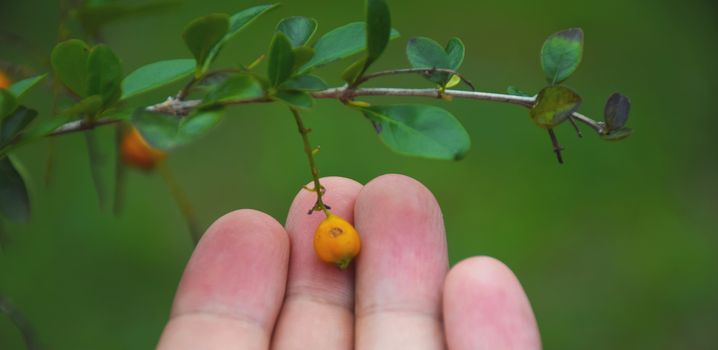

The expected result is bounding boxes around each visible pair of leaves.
[183,4,279,76]
[361,104,470,160]
[51,39,123,109]
[268,17,330,109]
[540,28,584,85]
[406,37,465,86]
[602,92,632,140]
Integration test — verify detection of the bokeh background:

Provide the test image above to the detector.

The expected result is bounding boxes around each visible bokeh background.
[1,0,717,348]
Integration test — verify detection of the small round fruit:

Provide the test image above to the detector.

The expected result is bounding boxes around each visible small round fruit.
[313,214,361,269]
[120,127,166,170]
[0,70,11,89]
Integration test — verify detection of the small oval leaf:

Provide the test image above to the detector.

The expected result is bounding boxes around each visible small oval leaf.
[540,28,584,84]
[280,74,328,91]
[121,59,195,100]
[87,45,124,108]
[268,32,295,86]
[277,16,318,47]
[365,0,391,66]
[8,74,48,99]
[202,74,264,106]
[275,90,314,109]
[298,22,400,73]
[361,104,470,160]
[530,86,582,128]
[182,13,229,75]
[132,108,224,150]
[51,39,90,96]
[406,37,451,85]
[205,4,280,68]
[604,92,631,131]
[445,37,465,70]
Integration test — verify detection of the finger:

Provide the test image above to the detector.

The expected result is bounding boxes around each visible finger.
[272,177,363,349]
[354,174,449,349]
[443,256,542,350]
[158,209,289,350]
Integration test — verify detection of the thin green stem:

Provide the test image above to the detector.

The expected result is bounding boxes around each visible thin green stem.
[289,107,330,217]
[158,162,202,245]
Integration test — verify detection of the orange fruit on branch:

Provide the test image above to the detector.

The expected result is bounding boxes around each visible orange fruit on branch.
[0,70,11,89]
[313,213,361,269]
[120,127,166,170]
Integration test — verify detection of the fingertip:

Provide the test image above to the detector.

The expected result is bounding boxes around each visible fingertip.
[444,256,542,350]
[353,174,448,348]
[356,174,440,220]
[171,208,289,328]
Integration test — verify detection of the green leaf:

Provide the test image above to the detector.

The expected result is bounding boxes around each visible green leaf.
[292,47,315,72]
[277,16,318,47]
[361,104,470,160]
[206,4,280,69]
[275,90,313,109]
[601,127,633,141]
[604,92,631,131]
[202,74,264,105]
[445,37,465,70]
[86,44,123,108]
[341,57,367,83]
[0,90,18,119]
[540,28,584,84]
[0,106,38,146]
[132,108,224,150]
[406,37,451,85]
[268,32,295,86]
[365,0,391,66]
[507,86,532,97]
[8,74,47,99]
[182,13,229,75]
[61,95,104,119]
[298,22,400,73]
[530,86,582,128]
[121,59,195,100]
[280,74,328,91]
[0,156,30,222]
[178,109,225,142]
[51,39,90,96]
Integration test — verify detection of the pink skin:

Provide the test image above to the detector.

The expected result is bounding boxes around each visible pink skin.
[157,174,542,350]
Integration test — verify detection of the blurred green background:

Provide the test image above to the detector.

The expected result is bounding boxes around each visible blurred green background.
[1,0,717,348]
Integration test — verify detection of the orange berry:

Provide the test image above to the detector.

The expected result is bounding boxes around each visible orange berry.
[120,127,166,170]
[0,70,11,89]
[313,213,361,269]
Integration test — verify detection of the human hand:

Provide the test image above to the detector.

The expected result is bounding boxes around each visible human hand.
[157,174,542,349]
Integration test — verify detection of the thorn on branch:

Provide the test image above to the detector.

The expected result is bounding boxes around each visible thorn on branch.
[547,128,564,164]
[568,116,583,138]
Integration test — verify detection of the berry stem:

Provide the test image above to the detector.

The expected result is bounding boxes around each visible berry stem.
[158,162,202,245]
[290,107,330,217]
